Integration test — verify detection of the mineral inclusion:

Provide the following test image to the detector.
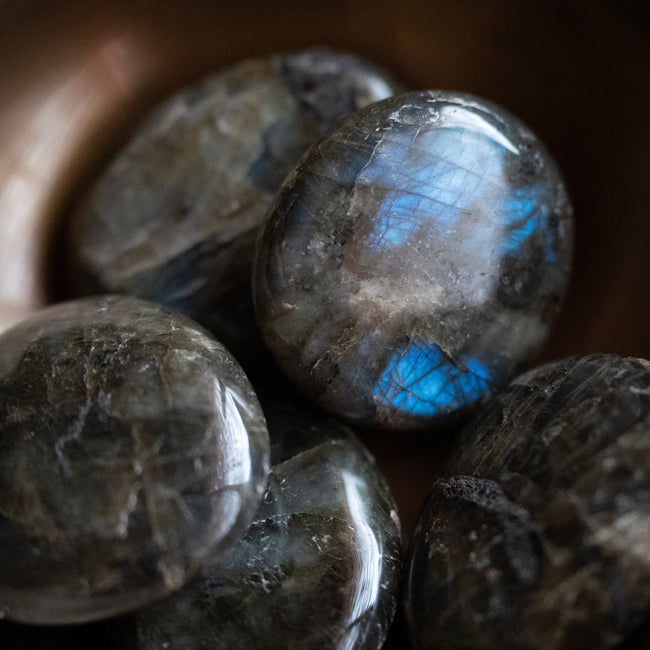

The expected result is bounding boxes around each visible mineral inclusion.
[110,399,402,649]
[0,296,270,624]
[65,49,402,363]
[404,354,650,649]
[254,90,573,430]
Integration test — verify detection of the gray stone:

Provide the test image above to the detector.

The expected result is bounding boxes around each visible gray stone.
[253,91,573,431]
[0,296,269,624]
[66,49,403,365]
[404,354,650,649]
[111,399,402,649]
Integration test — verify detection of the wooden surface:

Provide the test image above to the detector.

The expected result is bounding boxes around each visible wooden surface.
[0,1,649,647]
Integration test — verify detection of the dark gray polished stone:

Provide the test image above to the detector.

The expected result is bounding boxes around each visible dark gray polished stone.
[0,296,269,624]
[111,399,402,649]
[253,91,573,431]
[66,49,402,363]
[404,354,650,649]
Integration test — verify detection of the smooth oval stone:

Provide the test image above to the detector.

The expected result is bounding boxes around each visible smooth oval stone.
[404,354,650,649]
[110,399,402,650]
[65,49,403,362]
[253,90,573,431]
[0,296,269,624]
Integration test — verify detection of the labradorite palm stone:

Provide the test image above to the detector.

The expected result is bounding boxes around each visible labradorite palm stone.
[66,49,402,359]
[404,354,650,649]
[254,91,573,430]
[112,400,402,649]
[0,296,270,624]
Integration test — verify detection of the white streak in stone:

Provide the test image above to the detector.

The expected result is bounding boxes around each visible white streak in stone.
[352,276,443,320]
[115,481,142,539]
[54,396,91,478]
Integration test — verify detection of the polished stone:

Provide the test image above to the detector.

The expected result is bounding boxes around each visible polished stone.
[0,296,270,624]
[66,49,402,363]
[110,399,402,649]
[253,90,573,431]
[404,354,650,649]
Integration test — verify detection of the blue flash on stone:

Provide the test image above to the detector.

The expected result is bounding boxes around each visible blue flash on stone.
[374,339,493,418]
[365,126,507,253]
[501,185,557,263]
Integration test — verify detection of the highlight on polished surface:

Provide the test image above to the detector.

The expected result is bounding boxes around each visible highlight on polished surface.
[0,296,270,624]
[254,90,573,431]
[110,398,402,650]
[65,48,403,361]
[404,354,650,649]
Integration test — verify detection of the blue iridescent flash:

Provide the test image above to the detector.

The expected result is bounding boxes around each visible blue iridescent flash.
[374,339,492,419]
